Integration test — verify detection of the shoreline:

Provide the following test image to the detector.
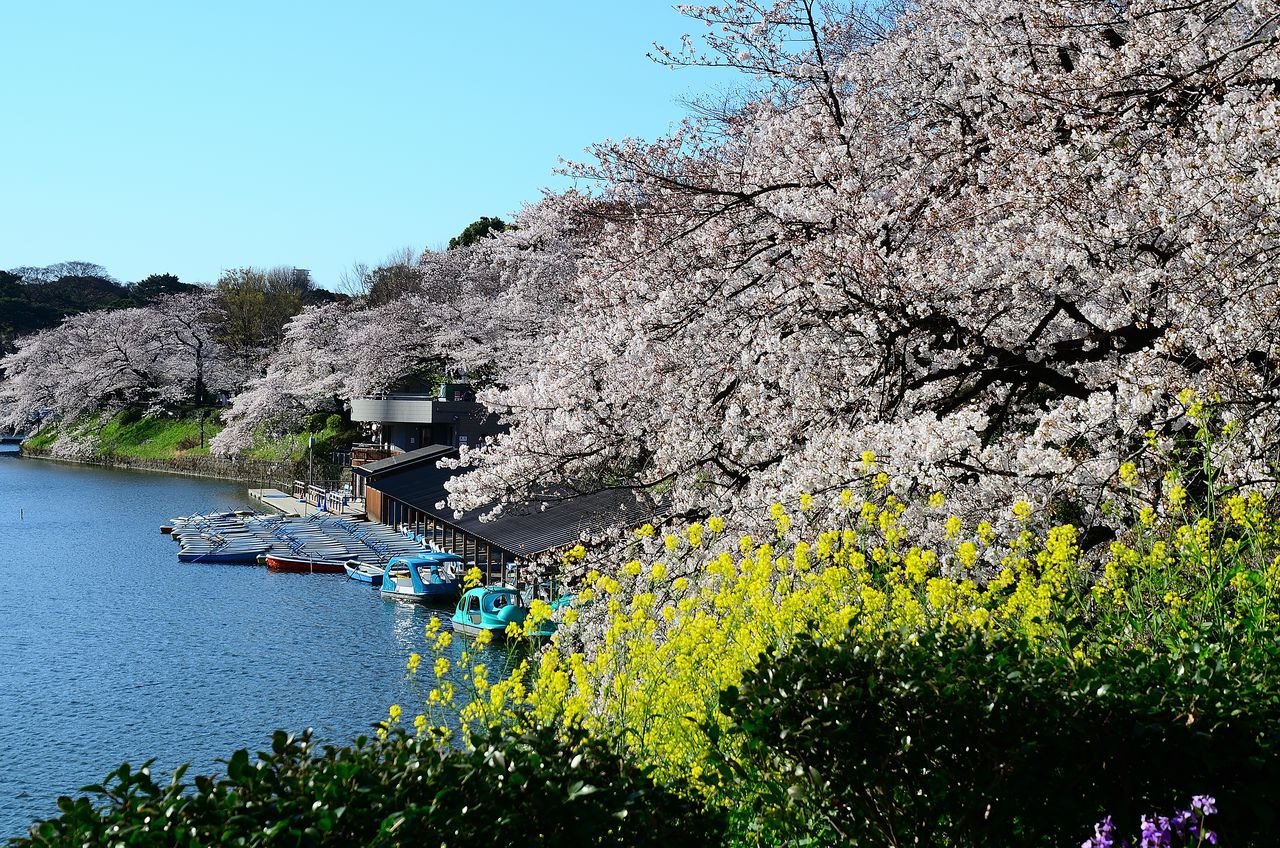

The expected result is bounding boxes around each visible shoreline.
[17,448,294,487]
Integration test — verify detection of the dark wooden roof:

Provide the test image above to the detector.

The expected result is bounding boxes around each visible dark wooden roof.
[366,450,652,557]
[351,444,456,478]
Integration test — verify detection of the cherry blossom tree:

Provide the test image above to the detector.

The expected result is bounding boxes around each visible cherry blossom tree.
[208,297,446,454]
[444,0,1280,545]
[0,292,242,431]
[209,200,581,454]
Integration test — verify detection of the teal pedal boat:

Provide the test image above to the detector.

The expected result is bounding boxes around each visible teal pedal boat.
[521,590,575,639]
[450,586,529,638]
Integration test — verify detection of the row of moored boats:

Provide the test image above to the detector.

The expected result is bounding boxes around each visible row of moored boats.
[165,511,566,638]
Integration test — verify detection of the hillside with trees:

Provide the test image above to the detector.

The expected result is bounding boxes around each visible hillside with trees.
[0,262,344,456]
[10,1,1280,843]
[0,263,208,354]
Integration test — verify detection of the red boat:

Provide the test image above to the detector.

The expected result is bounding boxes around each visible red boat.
[264,554,349,574]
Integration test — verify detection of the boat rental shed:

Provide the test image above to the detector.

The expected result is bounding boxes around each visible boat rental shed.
[353,445,651,583]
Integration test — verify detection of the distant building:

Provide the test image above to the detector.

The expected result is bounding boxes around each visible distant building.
[349,382,502,454]
[352,444,653,584]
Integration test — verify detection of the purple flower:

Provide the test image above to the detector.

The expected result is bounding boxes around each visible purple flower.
[1169,809,1198,838]
[1191,795,1218,816]
[1083,814,1117,848]
[1139,814,1173,847]
[1084,796,1218,848]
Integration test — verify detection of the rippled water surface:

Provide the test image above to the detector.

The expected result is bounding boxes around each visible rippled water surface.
[0,458,475,838]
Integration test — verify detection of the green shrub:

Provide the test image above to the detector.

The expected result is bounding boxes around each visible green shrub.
[720,628,1280,846]
[14,724,722,847]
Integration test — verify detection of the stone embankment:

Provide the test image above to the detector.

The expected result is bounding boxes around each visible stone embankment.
[19,446,297,487]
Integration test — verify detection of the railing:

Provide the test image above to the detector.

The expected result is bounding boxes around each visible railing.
[291,480,361,514]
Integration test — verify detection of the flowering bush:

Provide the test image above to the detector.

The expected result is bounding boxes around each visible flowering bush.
[1084,796,1219,847]
[420,449,1280,844]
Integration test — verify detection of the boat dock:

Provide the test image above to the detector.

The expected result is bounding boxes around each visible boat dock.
[248,488,317,517]
[165,511,429,566]
[249,482,364,518]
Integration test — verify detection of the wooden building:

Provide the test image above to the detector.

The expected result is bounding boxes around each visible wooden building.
[352,444,651,584]
[349,385,502,453]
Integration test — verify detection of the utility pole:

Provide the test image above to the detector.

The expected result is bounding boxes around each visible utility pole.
[307,434,315,515]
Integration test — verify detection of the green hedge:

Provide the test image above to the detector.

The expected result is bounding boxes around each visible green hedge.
[13,724,722,847]
[721,628,1280,846]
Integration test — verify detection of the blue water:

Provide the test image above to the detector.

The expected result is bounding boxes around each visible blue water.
[0,457,488,839]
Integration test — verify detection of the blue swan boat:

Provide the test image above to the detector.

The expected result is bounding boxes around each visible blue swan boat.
[379,552,464,602]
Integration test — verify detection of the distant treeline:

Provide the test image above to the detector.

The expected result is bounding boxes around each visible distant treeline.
[0,264,191,350]
[0,217,504,441]
[0,262,345,354]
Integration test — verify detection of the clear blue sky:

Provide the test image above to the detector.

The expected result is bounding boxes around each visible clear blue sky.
[0,2,727,288]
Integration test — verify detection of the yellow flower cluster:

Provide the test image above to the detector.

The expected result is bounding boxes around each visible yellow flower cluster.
[412,438,1280,817]
[1092,487,1280,647]
[475,488,1097,796]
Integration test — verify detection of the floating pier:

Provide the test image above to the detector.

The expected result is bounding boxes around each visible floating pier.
[248,486,363,518]
[165,511,429,567]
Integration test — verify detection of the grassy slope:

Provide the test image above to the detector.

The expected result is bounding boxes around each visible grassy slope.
[22,427,58,451]
[93,414,223,458]
[28,411,224,459]
[29,410,355,467]
[243,418,351,463]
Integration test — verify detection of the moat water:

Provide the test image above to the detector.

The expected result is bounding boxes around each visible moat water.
[0,457,483,838]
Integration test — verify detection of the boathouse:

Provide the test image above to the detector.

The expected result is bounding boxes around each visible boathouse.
[352,444,652,583]
[348,383,502,453]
